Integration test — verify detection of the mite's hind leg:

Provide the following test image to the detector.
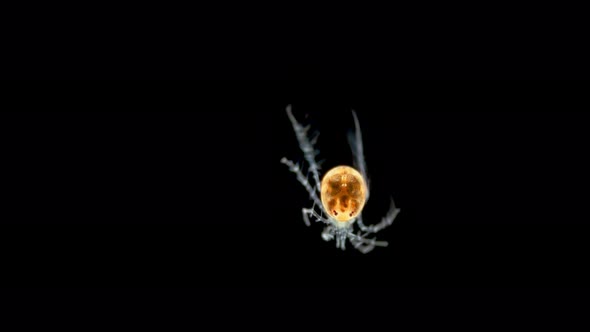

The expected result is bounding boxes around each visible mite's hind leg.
[356,197,400,234]
[349,232,388,254]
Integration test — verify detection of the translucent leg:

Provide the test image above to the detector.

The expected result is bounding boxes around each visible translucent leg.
[347,110,370,200]
[285,105,322,193]
[349,232,388,254]
[356,197,400,234]
[281,157,322,208]
[302,207,330,227]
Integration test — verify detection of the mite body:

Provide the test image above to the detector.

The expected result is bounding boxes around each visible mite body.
[321,165,366,223]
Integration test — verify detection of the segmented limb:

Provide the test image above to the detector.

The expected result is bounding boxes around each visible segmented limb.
[347,110,370,200]
[321,226,335,241]
[302,207,331,227]
[285,105,322,193]
[340,232,347,250]
[335,230,348,250]
[280,157,322,209]
[356,197,401,234]
[348,231,388,254]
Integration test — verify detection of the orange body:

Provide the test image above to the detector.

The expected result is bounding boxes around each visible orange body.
[320,166,367,222]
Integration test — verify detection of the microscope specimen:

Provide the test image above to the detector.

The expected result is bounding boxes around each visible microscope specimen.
[281,105,400,253]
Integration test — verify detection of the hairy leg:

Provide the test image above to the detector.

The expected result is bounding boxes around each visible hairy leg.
[349,231,388,254]
[356,197,400,234]
[321,226,335,241]
[347,110,370,200]
[302,207,330,227]
[285,105,322,193]
[281,157,322,208]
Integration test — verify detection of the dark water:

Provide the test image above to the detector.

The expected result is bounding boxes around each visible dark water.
[1,82,588,291]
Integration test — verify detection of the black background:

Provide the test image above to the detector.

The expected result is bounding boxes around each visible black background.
[2,4,590,328]
[3,2,589,80]
[1,81,588,291]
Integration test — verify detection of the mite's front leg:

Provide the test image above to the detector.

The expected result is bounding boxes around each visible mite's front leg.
[285,105,322,193]
[321,226,334,242]
[281,158,322,207]
[347,110,370,199]
[302,207,330,226]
